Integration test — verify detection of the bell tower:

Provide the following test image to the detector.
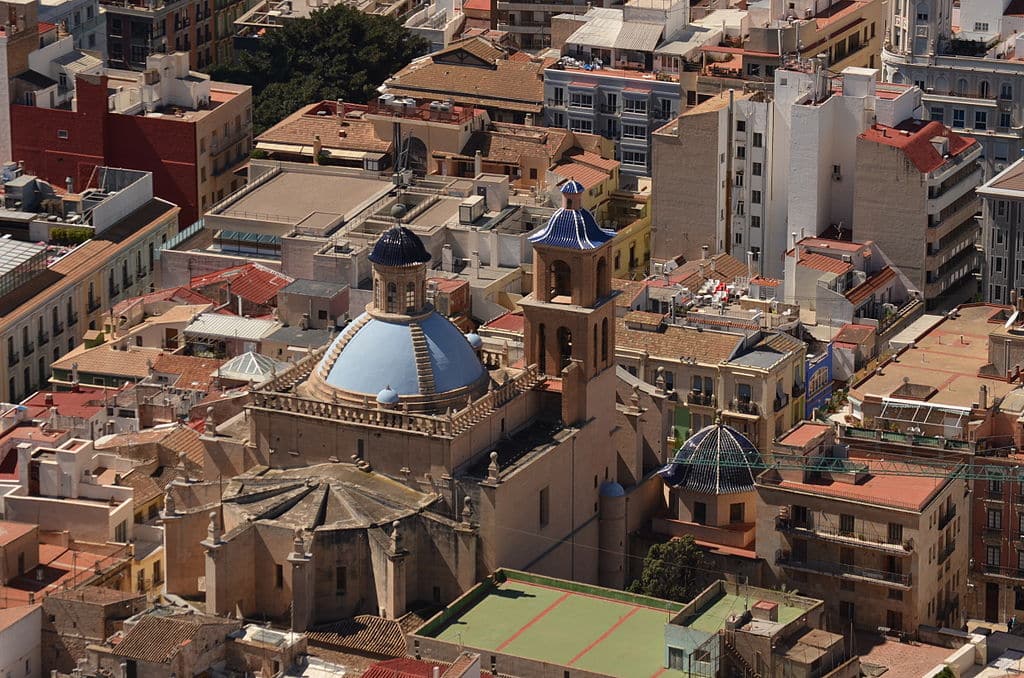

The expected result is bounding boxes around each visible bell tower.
[519,180,617,424]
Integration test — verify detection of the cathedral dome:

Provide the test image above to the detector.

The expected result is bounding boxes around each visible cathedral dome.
[658,421,762,494]
[368,225,431,267]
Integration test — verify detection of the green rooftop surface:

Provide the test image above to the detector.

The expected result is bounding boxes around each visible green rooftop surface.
[424,576,688,678]
[684,592,804,633]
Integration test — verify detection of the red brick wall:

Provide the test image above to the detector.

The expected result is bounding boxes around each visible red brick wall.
[10,74,200,227]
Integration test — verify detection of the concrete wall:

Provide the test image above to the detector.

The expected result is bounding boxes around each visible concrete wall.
[0,522,38,584]
[0,605,41,678]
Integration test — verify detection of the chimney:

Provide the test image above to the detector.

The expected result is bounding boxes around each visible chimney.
[71,362,80,389]
[300,313,310,330]
[313,134,323,165]
[44,393,54,405]
[474,150,482,177]
[930,135,949,156]
[1012,289,1018,307]
[65,176,73,193]
[980,384,989,409]
[701,244,708,260]
[433,668,440,678]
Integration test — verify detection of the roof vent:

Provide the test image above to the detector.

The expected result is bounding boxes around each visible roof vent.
[930,136,949,156]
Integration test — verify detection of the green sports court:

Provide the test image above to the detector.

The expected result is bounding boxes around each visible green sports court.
[417,570,690,678]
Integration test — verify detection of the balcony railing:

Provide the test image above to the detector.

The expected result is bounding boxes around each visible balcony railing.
[938,504,956,529]
[87,299,101,313]
[775,517,913,554]
[7,351,19,367]
[729,399,759,416]
[937,541,955,565]
[792,382,805,397]
[687,391,716,407]
[774,393,790,412]
[23,341,34,356]
[68,311,79,326]
[53,321,64,336]
[37,331,49,346]
[777,555,912,587]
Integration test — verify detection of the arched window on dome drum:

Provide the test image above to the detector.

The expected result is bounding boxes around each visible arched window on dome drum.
[596,257,609,298]
[405,282,416,313]
[549,260,572,300]
[557,327,573,370]
[537,323,546,374]
[601,318,608,363]
[373,279,381,309]
[386,282,397,313]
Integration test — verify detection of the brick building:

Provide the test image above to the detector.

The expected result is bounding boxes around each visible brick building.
[11,51,251,227]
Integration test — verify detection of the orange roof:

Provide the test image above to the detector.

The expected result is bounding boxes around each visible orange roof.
[463,0,490,11]
[798,252,854,275]
[22,386,130,420]
[256,101,393,154]
[778,423,830,448]
[774,457,950,510]
[550,161,611,190]
[859,120,977,173]
[833,323,875,344]
[151,354,225,392]
[0,521,35,547]
[750,275,781,287]
[483,311,525,334]
[845,266,896,305]
[190,263,293,306]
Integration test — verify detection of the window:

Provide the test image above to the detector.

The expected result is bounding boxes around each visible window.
[1016,587,1024,610]
[729,503,745,523]
[114,521,127,543]
[752,162,762,176]
[975,111,988,130]
[839,601,855,620]
[622,124,647,140]
[840,514,854,534]
[736,145,746,159]
[882,523,902,545]
[569,118,593,134]
[974,21,989,31]
[990,478,1004,496]
[1002,83,1013,100]
[751,190,762,204]
[57,129,69,140]
[694,501,707,524]
[336,566,347,595]
[746,63,761,76]
[952,109,965,127]
[751,216,761,228]
[569,92,593,109]
[752,132,762,147]
[886,610,903,632]
[539,487,550,527]
[929,107,944,122]
[988,508,1003,530]
[792,504,808,527]
[622,150,647,167]
[888,589,903,600]
[736,120,746,132]
[840,547,854,566]
[623,98,648,114]
[987,544,1001,567]
[275,564,283,588]
[1002,112,1013,129]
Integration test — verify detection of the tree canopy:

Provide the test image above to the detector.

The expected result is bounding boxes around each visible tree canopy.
[209,5,430,134]
[627,536,708,603]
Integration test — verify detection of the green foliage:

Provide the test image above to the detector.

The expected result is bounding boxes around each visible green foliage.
[50,226,93,245]
[932,667,955,678]
[250,148,269,160]
[209,5,430,134]
[627,536,707,603]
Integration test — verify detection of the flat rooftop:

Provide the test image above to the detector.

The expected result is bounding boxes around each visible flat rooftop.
[416,571,686,678]
[220,171,392,225]
[681,591,803,634]
[851,304,1016,409]
[854,632,953,678]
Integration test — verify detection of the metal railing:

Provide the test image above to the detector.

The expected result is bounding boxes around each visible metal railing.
[777,555,912,586]
[686,391,715,407]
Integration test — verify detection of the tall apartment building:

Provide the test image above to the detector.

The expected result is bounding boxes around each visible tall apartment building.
[494,0,588,49]
[853,118,982,309]
[100,0,244,70]
[651,64,923,276]
[758,422,970,633]
[39,0,105,54]
[11,48,251,226]
[978,157,1024,303]
[0,168,178,403]
[881,0,1024,177]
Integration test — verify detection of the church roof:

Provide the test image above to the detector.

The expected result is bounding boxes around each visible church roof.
[368,226,431,267]
[658,422,762,494]
[528,206,615,250]
[318,312,486,398]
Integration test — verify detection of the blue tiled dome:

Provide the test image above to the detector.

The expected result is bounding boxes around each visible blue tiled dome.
[528,207,615,250]
[376,386,399,405]
[560,179,586,194]
[369,226,431,267]
[465,332,483,350]
[658,422,762,494]
[319,312,486,397]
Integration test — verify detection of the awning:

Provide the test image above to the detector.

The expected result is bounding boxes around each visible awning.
[877,397,971,430]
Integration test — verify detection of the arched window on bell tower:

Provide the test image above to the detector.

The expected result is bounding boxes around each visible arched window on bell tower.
[550,260,572,300]
[557,327,573,369]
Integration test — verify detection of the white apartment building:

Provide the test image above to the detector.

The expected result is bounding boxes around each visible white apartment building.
[881,0,1024,177]
[978,157,1024,303]
[653,62,925,277]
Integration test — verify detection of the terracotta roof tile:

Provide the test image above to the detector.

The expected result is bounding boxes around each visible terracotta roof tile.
[858,120,977,173]
[845,266,896,305]
[833,323,875,344]
[190,263,294,306]
[550,160,611,189]
[612,278,646,307]
[309,615,407,657]
[615,318,741,363]
[256,101,393,154]
[111,617,206,662]
[52,346,164,380]
[797,252,854,275]
[151,354,225,392]
[667,253,747,290]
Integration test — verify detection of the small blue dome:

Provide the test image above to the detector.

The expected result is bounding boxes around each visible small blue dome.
[376,386,399,405]
[369,226,431,267]
[465,332,483,350]
[658,422,762,494]
[560,179,586,194]
[529,207,615,250]
[319,312,486,397]
[599,481,625,497]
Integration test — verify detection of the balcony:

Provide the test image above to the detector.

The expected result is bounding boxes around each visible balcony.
[37,331,49,346]
[68,311,79,326]
[792,382,805,398]
[937,541,955,565]
[110,285,120,297]
[775,517,913,554]
[983,564,1024,579]
[547,98,566,108]
[777,555,912,587]
[687,391,716,408]
[87,299,101,313]
[774,393,790,413]
[210,126,250,156]
[7,351,18,367]
[938,504,956,529]
[53,321,64,336]
[23,341,34,356]
[600,104,620,114]
[729,399,759,416]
